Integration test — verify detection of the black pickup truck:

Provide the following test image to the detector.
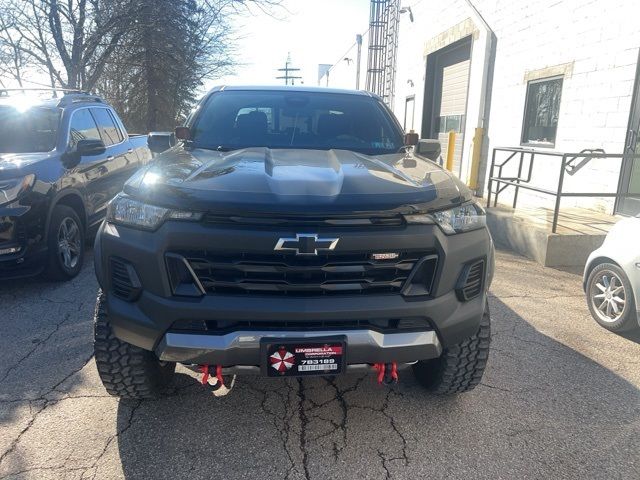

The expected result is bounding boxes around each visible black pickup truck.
[93,86,494,398]
[0,89,154,280]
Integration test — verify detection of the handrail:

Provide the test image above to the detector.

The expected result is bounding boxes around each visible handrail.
[565,148,606,175]
[486,147,640,233]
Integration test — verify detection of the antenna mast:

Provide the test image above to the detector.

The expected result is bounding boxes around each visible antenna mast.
[276,53,302,85]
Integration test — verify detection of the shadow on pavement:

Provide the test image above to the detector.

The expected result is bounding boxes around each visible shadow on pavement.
[115,298,640,480]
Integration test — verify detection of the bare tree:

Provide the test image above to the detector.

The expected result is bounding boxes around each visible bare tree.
[0,0,281,131]
[0,8,26,86]
[0,0,140,89]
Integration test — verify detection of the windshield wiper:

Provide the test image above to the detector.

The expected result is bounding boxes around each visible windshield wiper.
[191,144,238,152]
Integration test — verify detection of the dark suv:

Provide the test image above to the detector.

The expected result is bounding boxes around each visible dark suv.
[93,86,494,398]
[0,89,152,280]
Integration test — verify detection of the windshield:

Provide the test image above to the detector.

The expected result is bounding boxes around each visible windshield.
[190,90,404,155]
[0,106,60,154]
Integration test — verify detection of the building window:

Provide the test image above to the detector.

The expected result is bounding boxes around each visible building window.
[438,114,464,134]
[521,76,563,147]
[404,96,415,131]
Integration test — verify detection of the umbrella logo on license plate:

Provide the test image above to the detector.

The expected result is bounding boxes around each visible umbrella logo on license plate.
[270,347,295,372]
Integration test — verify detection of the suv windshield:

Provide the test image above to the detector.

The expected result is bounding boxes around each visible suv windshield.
[0,106,60,153]
[190,90,404,155]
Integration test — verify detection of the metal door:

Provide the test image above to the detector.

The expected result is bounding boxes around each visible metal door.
[618,51,640,216]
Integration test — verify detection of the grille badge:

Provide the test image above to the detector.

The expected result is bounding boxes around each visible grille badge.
[274,234,339,256]
[372,252,400,260]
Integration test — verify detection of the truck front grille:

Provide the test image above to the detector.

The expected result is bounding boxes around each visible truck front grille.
[202,213,405,228]
[170,317,433,334]
[169,250,435,296]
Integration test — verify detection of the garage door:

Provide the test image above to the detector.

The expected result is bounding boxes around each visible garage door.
[438,59,470,175]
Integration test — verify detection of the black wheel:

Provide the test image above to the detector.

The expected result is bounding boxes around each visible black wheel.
[94,291,175,399]
[413,302,491,394]
[586,263,638,332]
[44,205,85,281]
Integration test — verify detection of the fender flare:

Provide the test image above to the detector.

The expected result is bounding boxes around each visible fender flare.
[44,188,89,242]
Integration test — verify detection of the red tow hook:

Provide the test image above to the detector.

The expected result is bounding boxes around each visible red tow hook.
[200,364,210,384]
[372,362,398,384]
[199,364,235,397]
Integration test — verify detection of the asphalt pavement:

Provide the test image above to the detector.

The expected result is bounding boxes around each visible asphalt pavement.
[0,249,639,479]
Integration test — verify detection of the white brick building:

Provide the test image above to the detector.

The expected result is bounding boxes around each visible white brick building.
[322,0,640,216]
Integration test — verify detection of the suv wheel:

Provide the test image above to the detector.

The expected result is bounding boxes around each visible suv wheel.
[94,291,175,399]
[413,302,491,394]
[44,205,85,281]
[586,262,638,332]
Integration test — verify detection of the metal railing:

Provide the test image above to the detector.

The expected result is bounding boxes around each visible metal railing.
[486,147,640,233]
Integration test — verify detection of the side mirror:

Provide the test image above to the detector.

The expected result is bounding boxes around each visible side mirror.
[148,131,176,154]
[175,126,191,141]
[77,139,106,156]
[415,139,442,162]
[404,131,419,146]
[61,139,106,169]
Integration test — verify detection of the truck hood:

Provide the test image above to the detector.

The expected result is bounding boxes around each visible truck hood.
[124,146,472,215]
[0,152,54,177]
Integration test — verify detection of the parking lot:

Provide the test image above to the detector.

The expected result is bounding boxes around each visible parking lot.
[0,249,638,479]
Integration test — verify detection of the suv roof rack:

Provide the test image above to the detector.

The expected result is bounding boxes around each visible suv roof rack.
[0,87,83,97]
[56,92,104,107]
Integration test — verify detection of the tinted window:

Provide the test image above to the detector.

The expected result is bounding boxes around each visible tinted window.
[191,91,404,155]
[92,108,123,146]
[69,109,100,148]
[0,106,60,153]
[521,77,563,146]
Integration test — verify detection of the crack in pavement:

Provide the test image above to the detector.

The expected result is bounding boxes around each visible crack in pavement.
[489,293,585,299]
[82,400,142,480]
[0,353,94,470]
[0,312,74,386]
[0,464,90,480]
[0,296,90,391]
[297,379,311,480]
[240,380,301,480]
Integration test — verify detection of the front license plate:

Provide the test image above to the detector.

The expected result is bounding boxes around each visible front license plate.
[261,337,346,378]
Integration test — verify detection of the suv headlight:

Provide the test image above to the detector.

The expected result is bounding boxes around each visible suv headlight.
[106,194,202,231]
[0,174,35,206]
[405,203,486,234]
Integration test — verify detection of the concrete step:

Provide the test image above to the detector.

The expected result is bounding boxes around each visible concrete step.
[485,204,619,267]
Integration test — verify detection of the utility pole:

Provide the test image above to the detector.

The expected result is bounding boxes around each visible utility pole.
[276,53,302,85]
[355,34,363,90]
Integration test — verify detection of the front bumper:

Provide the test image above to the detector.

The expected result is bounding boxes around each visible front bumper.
[157,329,442,365]
[0,205,47,279]
[96,219,493,367]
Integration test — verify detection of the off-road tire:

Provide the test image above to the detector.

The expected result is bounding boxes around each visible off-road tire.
[94,291,175,399]
[413,302,491,394]
[44,205,85,281]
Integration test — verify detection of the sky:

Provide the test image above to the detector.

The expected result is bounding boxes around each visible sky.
[0,0,372,91]
[211,0,372,88]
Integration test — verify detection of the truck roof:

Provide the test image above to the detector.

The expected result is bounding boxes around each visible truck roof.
[209,85,377,98]
[0,90,106,109]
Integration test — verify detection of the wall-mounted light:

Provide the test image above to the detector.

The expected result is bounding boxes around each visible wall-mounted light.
[407,79,414,87]
[344,57,353,65]
[400,6,414,22]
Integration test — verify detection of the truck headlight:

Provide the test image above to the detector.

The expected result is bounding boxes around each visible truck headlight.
[0,174,35,206]
[405,203,486,234]
[106,194,202,231]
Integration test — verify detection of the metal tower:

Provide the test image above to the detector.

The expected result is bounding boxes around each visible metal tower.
[365,0,400,106]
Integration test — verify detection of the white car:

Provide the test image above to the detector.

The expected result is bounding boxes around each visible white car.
[584,216,640,332]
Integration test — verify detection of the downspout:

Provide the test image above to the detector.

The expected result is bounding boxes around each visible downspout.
[463,0,496,195]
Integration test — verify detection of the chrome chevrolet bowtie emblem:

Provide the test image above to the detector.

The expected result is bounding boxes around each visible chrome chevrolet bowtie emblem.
[274,234,339,256]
